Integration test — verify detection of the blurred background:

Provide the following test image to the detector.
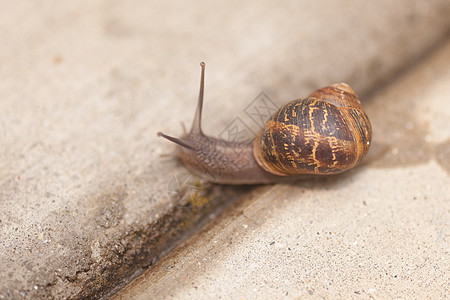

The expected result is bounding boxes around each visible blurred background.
[0,1,449,299]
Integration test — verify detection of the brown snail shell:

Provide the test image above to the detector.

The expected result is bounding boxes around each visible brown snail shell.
[254,83,371,176]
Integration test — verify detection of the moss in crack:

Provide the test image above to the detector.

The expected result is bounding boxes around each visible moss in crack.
[174,179,213,234]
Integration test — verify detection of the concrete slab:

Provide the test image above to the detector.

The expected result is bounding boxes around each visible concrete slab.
[0,1,449,298]
[113,40,450,299]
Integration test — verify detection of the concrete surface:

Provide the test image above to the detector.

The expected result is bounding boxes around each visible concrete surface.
[0,1,449,299]
[113,41,450,299]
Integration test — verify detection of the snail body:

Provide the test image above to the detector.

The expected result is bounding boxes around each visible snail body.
[158,63,371,184]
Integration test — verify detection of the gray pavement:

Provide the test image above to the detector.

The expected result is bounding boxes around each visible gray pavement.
[0,1,449,299]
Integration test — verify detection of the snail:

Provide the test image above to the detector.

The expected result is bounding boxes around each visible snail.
[158,62,372,184]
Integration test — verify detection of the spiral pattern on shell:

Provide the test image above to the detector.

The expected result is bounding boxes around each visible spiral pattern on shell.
[253,83,371,176]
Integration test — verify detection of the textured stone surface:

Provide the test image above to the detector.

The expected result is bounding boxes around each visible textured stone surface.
[0,0,448,298]
[114,41,450,300]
